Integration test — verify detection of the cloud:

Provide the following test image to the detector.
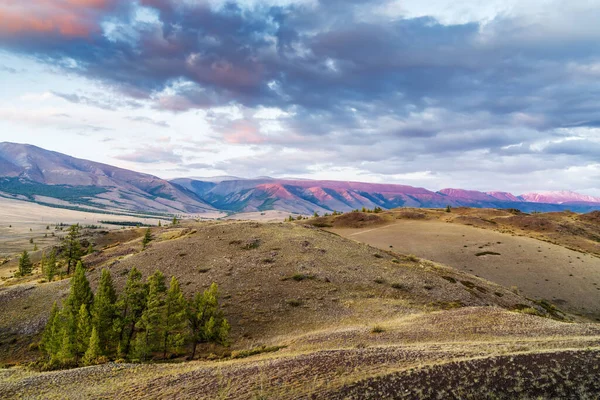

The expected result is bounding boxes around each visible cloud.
[114,145,182,164]
[125,116,169,127]
[2,0,600,193]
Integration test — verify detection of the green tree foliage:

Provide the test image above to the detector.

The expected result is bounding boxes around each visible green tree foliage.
[188,283,230,360]
[76,304,92,359]
[65,262,93,319]
[64,224,82,274]
[40,302,61,359]
[83,327,102,366]
[39,266,229,369]
[172,216,178,225]
[134,271,166,361]
[163,276,188,358]
[142,228,152,249]
[17,250,33,276]
[92,269,117,354]
[115,267,148,358]
[446,205,452,213]
[43,249,58,282]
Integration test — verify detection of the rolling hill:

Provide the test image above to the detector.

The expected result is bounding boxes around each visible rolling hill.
[1,220,600,398]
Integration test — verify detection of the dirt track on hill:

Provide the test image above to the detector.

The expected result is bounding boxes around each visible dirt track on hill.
[331,220,600,320]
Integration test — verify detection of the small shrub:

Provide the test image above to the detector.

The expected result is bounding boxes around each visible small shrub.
[242,239,260,250]
[231,346,286,359]
[405,254,419,262]
[286,299,302,307]
[283,274,315,282]
[441,276,457,284]
[373,254,383,259]
[198,268,211,273]
[371,325,385,334]
[391,282,404,290]
[475,251,501,256]
[373,277,385,284]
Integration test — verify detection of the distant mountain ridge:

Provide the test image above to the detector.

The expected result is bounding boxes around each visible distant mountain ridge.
[0,142,215,214]
[1,142,599,215]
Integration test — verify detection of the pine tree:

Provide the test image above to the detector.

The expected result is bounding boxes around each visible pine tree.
[135,271,166,361]
[158,220,162,227]
[162,276,188,358]
[17,250,33,276]
[172,216,178,225]
[40,302,61,360]
[57,322,76,366]
[76,304,92,360]
[65,261,93,319]
[188,283,230,360]
[64,224,82,275]
[87,244,94,254]
[45,249,57,282]
[92,269,117,355]
[115,267,147,358]
[142,228,152,249]
[83,327,102,366]
[40,251,47,278]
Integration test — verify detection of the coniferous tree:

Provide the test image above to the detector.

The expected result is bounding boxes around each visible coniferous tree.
[17,250,33,276]
[76,304,92,360]
[40,302,61,360]
[64,224,82,274]
[45,249,57,282]
[83,327,102,366]
[162,276,188,358]
[115,267,147,358]
[188,283,230,360]
[135,271,166,361]
[92,269,117,354]
[57,322,76,366]
[142,228,152,249]
[65,261,93,318]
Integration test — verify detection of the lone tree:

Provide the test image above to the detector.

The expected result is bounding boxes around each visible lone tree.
[445,205,452,213]
[64,224,82,275]
[142,228,152,249]
[17,250,33,276]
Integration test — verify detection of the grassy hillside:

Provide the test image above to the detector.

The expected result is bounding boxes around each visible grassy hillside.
[0,217,599,398]
[312,208,600,320]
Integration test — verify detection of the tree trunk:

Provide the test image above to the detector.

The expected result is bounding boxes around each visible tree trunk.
[190,340,198,360]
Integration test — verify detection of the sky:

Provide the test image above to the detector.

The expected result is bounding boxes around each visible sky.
[0,0,599,195]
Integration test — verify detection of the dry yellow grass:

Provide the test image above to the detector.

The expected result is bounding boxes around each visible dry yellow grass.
[1,215,599,398]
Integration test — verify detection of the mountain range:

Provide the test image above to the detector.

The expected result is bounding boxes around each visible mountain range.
[1,142,599,215]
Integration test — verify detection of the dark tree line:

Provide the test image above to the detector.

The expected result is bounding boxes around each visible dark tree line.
[39,263,229,370]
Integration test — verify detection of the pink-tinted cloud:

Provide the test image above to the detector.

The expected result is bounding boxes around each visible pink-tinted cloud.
[0,0,116,38]
[222,120,267,145]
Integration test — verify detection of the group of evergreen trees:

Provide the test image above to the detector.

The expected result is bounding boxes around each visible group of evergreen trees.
[40,263,229,370]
